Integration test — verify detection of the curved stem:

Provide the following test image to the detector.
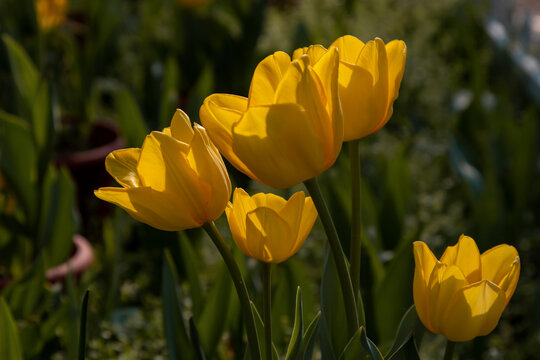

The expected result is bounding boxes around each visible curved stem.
[443,340,456,360]
[202,222,261,360]
[303,177,359,337]
[349,140,366,327]
[262,262,272,360]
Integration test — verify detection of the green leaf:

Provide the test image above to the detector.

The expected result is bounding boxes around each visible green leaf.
[189,318,207,360]
[162,249,195,360]
[340,326,383,360]
[0,110,37,223]
[302,311,320,360]
[384,305,419,360]
[159,57,181,129]
[114,87,148,147]
[285,287,303,360]
[3,257,45,319]
[248,302,279,360]
[39,166,77,269]
[78,290,90,360]
[320,247,348,359]
[2,34,39,108]
[374,228,419,346]
[0,297,23,360]
[178,232,203,319]
[198,262,232,357]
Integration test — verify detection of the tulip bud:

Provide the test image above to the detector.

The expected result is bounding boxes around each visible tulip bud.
[95,109,231,231]
[226,188,317,263]
[200,47,342,189]
[328,36,407,141]
[413,235,520,342]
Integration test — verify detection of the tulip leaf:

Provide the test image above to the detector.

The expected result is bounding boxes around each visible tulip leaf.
[159,56,181,130]
[189,317,207,360]
[198,261,232,357]
[178,232,204,320]
[247,302,280,360]
[320,247,349,359]
[374,228,418,346]
[340,326,384,360]
[384,305,419,360]
[162,249,196,360]
[0,110,37,223]
[39,166,77,269]
[285,287,303,360]
[2,34,39,110]
[78,290,90,360]
[0,297,23,360]
[302,311,321,360]
[114,86,148,147]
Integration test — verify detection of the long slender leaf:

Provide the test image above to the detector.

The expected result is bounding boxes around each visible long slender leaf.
[384,305,419,360]
[189,318,206,360]
[162,249,195,360]
[178,232,203,319]
[78,290,90,360]
[285,287,303,360]
[302,311,321,360]
[0,297,23,360]
[114,87,148,147]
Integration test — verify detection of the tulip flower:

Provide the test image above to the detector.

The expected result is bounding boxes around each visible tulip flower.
[413,235,520,342]
[200,47,342,189]
[327,36,406,141]
[226,188,317,263]
[95,109,231,231]
[35,0,68,30]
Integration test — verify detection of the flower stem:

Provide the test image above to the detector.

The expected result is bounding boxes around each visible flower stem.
[443,340,456,360]
[304,177,359,337]
[262,262,272,360]
[202,222,261,360]
[349,140,366,328]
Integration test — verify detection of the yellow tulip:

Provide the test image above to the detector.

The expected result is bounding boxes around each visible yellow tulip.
[35,0,68,31]
[413,235,520,342]
[327,36,407,141]
[200,47,342,189]
[95,109,231,231]
[226,188,318,263]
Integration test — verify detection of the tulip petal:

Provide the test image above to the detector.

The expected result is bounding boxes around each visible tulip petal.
[291,196,317,255]
[170,108,194,144]
[497,256,520,306]
[200,94,260,181]
[232,103,325,188]
[186,125,232,221]
[226,202,250,260]
[278,191,305,236]
[329,35,365,65]
[427,263,468,333]
[385,40,407,105]
[252,192,287,210]
[481,245,519,285]
[137,132,211,224]
[441,280,506,342]
[105,148,142,188]
[248,51,291,107]
[413,241,438,333]
[440,235,481,283]
[292,45,328,64]
[229,188,257,239]
[94,187,199,231]
[246,207,293,263]
[312,47,343,165]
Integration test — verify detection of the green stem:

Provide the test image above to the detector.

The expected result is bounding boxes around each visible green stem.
[303,177,359,337]
[348,140,366,327]
[202,222,261,360]
[443,340,456,360]
[262,262,272,360]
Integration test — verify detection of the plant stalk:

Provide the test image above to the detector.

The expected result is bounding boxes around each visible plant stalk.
[303,177,359,337]
[443,340,456,360]
[262,262,272,360]
[202,222,261,360]
[349,140,366,327]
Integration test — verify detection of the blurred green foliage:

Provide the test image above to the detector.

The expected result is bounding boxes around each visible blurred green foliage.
[0,0,539,358]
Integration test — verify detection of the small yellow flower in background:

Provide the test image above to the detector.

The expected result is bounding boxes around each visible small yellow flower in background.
[200,47,342,189]
[413,235,520,342]
[328,36,407,141]
[35,0,68,31]
[95,109,231,231]
[226,188,318,263]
